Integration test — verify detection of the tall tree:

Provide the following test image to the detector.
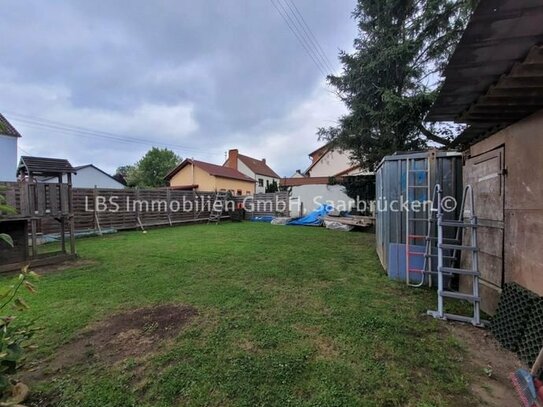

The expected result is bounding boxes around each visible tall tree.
[318,0,475,170]
[125,148,181,188]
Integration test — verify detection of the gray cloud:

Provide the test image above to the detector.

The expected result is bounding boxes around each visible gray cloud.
[0,0,357,176]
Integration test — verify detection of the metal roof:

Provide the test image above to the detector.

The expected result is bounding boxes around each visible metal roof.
[0,114,21,138]
[426,0,543,146]
[17,156,76,177]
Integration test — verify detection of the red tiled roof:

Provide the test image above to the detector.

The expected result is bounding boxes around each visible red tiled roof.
[238,154,280,178]
[165,159,255,183]
[280,176,345,187]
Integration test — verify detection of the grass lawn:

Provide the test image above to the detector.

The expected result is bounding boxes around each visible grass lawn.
[12,223,477,406]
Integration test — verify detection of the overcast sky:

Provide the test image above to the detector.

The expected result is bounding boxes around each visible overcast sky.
[1,0,357,177]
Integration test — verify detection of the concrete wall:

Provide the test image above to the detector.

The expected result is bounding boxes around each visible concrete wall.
[289,183,354,215]
[463,109,543,313]
[0,135,17,182]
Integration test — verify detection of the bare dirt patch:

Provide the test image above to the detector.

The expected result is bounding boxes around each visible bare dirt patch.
[29,304,197,380]
[447,323,523,406]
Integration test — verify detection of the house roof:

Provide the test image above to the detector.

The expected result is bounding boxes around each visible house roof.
[280,176,344,187]
[73,164,125,185]
[165,159,255,182]
[426,0,543,146]
[17,156,75,177]
[237,154,279,178]
[0,114,21,138]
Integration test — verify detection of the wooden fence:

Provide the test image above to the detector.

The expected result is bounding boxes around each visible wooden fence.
[1,183,289,235]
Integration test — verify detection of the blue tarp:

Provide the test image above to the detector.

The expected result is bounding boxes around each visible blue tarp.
[287,204,334,226]
[251,216,275,223]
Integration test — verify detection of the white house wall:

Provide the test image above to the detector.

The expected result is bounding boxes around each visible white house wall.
[308,149,354,177]
[52,167,125,189]
[0,135,17,181]
[289,184,354,215]
[236,159,279,193]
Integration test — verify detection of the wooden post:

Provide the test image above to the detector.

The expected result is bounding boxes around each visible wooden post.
[93,186,103,235]
[193,189,197,220]
[166,188,172,226]
[67,173,76,255]
[59,175,66,253]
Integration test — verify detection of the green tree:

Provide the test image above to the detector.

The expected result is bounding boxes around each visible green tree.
[125,148,181,188]
[0,187,16,246]
[265,181,278,193]
[318,0,475,170]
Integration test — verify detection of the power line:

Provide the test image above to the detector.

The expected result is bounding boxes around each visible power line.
[283,0,335,73]
[270,0,328,77]
[4,111,221,156]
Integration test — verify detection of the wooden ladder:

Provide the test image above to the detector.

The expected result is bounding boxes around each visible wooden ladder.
[208,190,228,224]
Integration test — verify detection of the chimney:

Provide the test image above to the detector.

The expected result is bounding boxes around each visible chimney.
[227,149,238,169]
[262,158,266,164]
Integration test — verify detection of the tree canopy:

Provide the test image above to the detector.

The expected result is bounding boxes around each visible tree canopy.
[318,0,475,170]
[117,148,181,188]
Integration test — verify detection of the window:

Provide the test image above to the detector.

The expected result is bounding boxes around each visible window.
[266,179,270,187]
[246,191,251,195]
[258,178,264,187]
[237,190,242,196]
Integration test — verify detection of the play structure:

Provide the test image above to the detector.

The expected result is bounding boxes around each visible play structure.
[0,156,77,272]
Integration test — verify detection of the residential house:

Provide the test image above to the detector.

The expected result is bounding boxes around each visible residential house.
[281,143,371,214]
[165,158,255,195]
[44,164,126,189]
[224,149,280,193]
[304,143,366,178]
[0,114,20,182]
[425,0,543,314]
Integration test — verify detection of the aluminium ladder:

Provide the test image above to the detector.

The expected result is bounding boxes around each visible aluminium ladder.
[208,190,228,224]
[427,184,487,327]
[405,157,431,287]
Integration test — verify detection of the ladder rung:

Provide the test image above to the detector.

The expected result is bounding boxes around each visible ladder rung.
[426,237,459,242]
[439,244,478,252]
[408,170,429,173]
[408,268,424,273]
[439,267,480,276]
[439,220,477,228]
[439,291,480,302]
[409,218,430,222]
[409,185,430,189]
[408,252,425,256]
[425,254,457,260]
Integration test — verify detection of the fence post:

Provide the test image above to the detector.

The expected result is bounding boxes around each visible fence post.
[166,188,172,226]
[93,186,102,235]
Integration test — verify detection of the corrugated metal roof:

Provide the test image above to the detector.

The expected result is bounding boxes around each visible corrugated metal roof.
[0,114,21,138]
[17,156,76,176]
[426,0,543,146]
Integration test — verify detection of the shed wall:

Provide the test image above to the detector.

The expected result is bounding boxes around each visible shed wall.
[462,110,543,313]
[375,152,463,271]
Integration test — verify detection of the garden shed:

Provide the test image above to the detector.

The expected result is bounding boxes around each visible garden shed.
[425,0,543,314]
[375,150,463,283]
